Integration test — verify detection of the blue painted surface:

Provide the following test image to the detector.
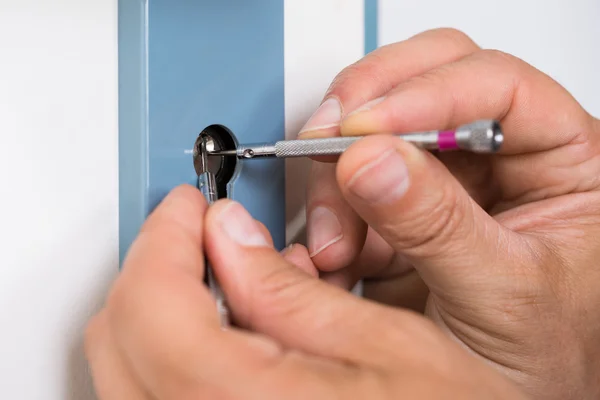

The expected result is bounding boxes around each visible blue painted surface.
[118,0,148,264]
[365,0,378,54]
[119,0,285,264]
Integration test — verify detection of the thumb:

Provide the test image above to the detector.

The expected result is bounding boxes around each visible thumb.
[204,199,412,366]
[335,135,533,297]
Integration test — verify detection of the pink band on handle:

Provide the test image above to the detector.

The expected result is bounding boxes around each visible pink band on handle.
[438,130,458,150]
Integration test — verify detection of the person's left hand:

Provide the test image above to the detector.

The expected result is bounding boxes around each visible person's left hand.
[84,185,526,399]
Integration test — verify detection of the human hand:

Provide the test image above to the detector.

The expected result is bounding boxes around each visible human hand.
[84,186,526,399]
[300,28,600,399]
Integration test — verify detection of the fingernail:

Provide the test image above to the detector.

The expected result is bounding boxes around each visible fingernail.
[308,206,343,257]
[280,243,294,256]
[347,96,385,117]
[298,97,342,135]
[217,201,270,247]
[346,149,410,204]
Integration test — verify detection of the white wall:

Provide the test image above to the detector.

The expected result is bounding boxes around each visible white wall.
[284,0,364,244]
[0,1,119,399]
[0,1,599,399]
[378,0,600,117]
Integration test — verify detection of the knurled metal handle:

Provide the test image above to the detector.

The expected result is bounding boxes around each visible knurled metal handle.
[274,137,363,157]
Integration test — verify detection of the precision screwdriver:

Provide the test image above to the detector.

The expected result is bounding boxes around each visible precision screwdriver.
[208,120,503,159]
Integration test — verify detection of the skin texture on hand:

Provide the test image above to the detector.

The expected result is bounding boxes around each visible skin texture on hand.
[300,28,600,399]
[84,186,527,400]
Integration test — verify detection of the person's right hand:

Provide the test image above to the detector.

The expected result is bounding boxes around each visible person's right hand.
[299,28,600,399]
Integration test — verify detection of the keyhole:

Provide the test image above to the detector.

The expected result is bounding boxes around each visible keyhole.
[193,124,239,199]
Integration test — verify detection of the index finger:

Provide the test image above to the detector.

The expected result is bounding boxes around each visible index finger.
[299,27,480,144]
[321,27,481,123]
[340,49,597,154]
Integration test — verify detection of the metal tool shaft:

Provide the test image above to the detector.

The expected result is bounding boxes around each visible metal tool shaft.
[211,120,503,159]
[197,137,230,328]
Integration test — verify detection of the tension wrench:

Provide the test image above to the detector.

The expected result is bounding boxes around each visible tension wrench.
[208,120,503,159]
[196,135,230,327]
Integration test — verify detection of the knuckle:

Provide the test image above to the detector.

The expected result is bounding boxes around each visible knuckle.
[325,62,361,95]
[325,56,389,103]
[411,64,453,87]
[393,185,465,255]
[400,68,456,122]
[248,267,317,327]
[428,27,479,50]
[475,49,519,69]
